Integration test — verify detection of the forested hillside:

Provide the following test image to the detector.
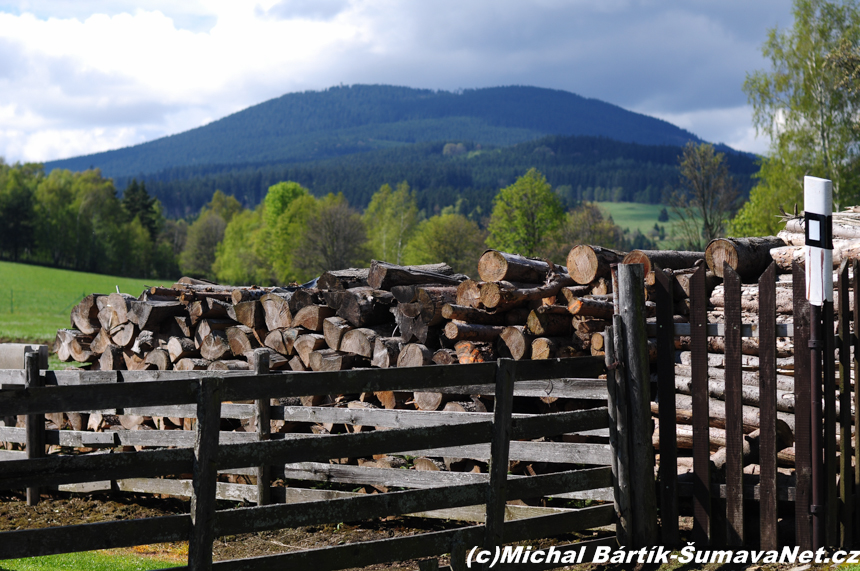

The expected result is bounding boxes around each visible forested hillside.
[138,134,759,218]
[44,84,712,179]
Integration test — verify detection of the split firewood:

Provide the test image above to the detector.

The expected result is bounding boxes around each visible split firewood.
[265,328,300,356]
[499,326,535,360]
[226,325,262,356]
[622,249,704,275]
[98,345,125,370]
[337,287,396,327]
[341,326,394,358]
[397,343,434,367]
[292,304,336,332]
[413,457,445,471]
[200,331,232,361]
[89,328,113,355]
[174,357,211,371]
[323,316,354,351]
[455,279,484,308]
[431,348,458,365]
[478,250,561,283]
[166,337,198,363]
[123,350,155,371]
[441,304,507,325]
[374,391,411,409]
[144,348,172,370]
[705,236,786,281]
[367,260,466,289]
[98,292,137,331]
[409,286,458,326]
[208,360,250,371]
[227,301,266,330]
[173,316,192,338]
[531,336,586,360]
[413,391,450,411]
[70,294,106,334]
[295,334,327,367]
[289,355,307,371]
[110,322,137,349]
[128,300,183,331]
[289,288,322,314]
[193,319,232,349]
[310,349,362,371]
[371,337,403,368]
[245,347,288,370]
[566,245,626,285]
[53,329,94,362]
[443,322,506,342]
[318,268,372,291]
[188,298,231,325]
[259,292,292,330]
[588,277,612,296]
[455,341,496,363]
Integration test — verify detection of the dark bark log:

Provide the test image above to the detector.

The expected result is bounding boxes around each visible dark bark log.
[705,236,786,281]
[480,278,576,311]
[367,260,466,290]
[567,297,614,319]
[431,348,458,365]
[622,249,704,275]
[526,310,572,337]
[337,287,395,327]
[289,288,322,313]
[443,322,506,342]
[441,304,507,325]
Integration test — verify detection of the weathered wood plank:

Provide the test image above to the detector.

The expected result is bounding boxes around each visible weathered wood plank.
[25,351,44,506]
[485,360,515,552]
[189,378,222,571]
[645,322,794,337]
[838,260,853,547]
[793,261,812,550]
[723,264,743,546]
[758,262,778,551]
[654,269,678,546]
[690,266,711,546]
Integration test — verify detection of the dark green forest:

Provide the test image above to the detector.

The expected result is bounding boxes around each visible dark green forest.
[44,84,716,179]
[133,134,759,218]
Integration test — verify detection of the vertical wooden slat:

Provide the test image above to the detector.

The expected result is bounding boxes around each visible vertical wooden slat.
[690,265,711,546]
[483,359,515,552]
[758,262,778,550]
[24,352,43,507]
[854,259,860,545]
[838,260,853,546]
[617,263,658,548]
[188,378,222,571]
[723,264,743,546]
[655,269,679,546]
[793,261,812,551]
[824,296,838,547]
[608,317,632,546]
[254,349,271,507]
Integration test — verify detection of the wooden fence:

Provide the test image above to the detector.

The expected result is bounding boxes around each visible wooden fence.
[628,259,856,551]
[0,355,616,570]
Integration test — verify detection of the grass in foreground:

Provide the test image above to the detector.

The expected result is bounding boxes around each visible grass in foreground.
[0,550,182,571]
[0,260,170,344]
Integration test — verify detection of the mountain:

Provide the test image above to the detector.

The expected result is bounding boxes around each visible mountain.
[44,84,717,179]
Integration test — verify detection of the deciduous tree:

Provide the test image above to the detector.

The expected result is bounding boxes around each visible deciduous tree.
[404,212,487,276]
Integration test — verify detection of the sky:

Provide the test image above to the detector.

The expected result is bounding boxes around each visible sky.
[0,1,795,164]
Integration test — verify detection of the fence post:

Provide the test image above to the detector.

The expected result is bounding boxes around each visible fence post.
[188,378,222,571]
[793,261,813,550]
[758,262,779,550]
[605,322,631,547]
[617,263,658,548]
[838,260,853,547]
[24,351,44,506]
[483,358,515,563]
[253,349,271,506]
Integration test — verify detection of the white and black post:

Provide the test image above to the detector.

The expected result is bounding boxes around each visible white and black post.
[805,175,832,551]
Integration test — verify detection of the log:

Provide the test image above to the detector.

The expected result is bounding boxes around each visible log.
[70,294,105,335]
[531,336,586,360]
[443,400,487,413]
[110,323,137,349]
[292,305,336,332]
[173,316,192,338]
[200,331,232,361]
[499,326,535,360]
[705,236,786,281]
[710,288,794,314]
[318,268,371,291]
[567,297,614,319]
[367,260,466,289]
[455,280,483,308]
[289,355,307,372]
[374,391,411,409]
[188,298,231,325]
[244,347,288,371]
[100,292,137,329]
[566,245,626,285]
[478,250,560,283]
[413,391,448,411]
[228,301,266,330]
[675,376,797,413]
[414,458,445,471]
[128,300,183,330]
[589,277,612,296]
[432,348,458,365]
[89,328,113,355]
[671,268,721,299]
[371,337,402,368]
[208,360,250,371]
[231,287,289,304]
[226,325,261,356]
[785,217,860,240]
[337,288,395,327]
[53,329,89,362]
[526,310,572,337]
[193,319,232,349]
[396,343,434,367]
[480,278,575,311]
[441,304,507,325]
[412,286,458,325]
[294,334,326,367]
[167,337,198,363]
[622,250,704,275]
[559,285,593,305]
[323,316,354,351]
[259,293,292,330]
[341,326,393,358]
[144,348,172,370]
[310,349,361,372]
[454,341,496,363]
[98,345,125,370]
[123,349,156,371]
[443,322,506,342]
[289,288,322,313]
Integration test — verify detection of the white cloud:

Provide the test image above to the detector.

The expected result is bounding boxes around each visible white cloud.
[0,0,793,163]
[643,105,770,155]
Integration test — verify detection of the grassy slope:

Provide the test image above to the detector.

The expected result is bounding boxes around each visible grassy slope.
[0,261,170,344]
[0,551,181,570]
[595,201,692,249]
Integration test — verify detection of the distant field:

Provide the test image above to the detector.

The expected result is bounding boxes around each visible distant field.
[595,201,690,248]
[0,261,167,345]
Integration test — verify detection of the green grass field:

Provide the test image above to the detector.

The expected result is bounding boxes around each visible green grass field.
[0,550,182,570]
[595,201,695,248]
[0,261,171,345]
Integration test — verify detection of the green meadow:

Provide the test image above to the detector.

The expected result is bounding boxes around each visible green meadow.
[0,550,181,571]
[595,201,693,248]
[0,260,169,345]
